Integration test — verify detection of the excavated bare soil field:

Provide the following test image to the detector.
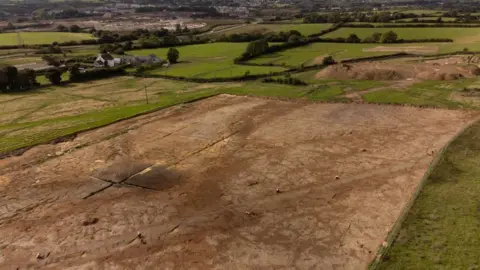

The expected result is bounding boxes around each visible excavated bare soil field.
[316,61,480,81]
[0,94,477,269]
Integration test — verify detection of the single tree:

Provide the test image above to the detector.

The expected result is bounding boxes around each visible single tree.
[123,40,133,50]
[57,24,68,32]
[381,31,398,43]
[42,55,61,67]
[6,22,14,30]
[175,23,182,33]
[167,48,180,63]
[372,32,382,43]
[68,64,80,81]
[45,68,62,85]
[288,35,301,43]
[346,33,361,43]
[69,24,81,33]
[322,56,335,65]
[5,66,18,89]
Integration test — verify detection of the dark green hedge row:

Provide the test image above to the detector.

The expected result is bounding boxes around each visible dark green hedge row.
[314,37,453,43]
[262,77,307,86]
[340,52,412,63]
[69,65,127,82]
[308,23,344,37]
[343,23,480,28]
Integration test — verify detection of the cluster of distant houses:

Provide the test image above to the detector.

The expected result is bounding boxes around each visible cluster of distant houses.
[93,53,166,68]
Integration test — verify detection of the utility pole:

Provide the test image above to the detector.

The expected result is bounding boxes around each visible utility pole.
[144,84,149,104]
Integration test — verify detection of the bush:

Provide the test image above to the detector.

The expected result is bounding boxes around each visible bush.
[70,65,126,82]
[42,55,62,67]
[381,31,398,43]
[262,76,307,86]
[69,24,81,33]
[322,56,336,65]
[45,68,62,85]
[167,48,180,63]
[346,33,361,43]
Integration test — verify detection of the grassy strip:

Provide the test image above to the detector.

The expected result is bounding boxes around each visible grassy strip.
[0,89,219,155]
[372,119,480,269]
[362,80,475,110]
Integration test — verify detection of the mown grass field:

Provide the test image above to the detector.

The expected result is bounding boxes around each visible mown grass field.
[216,23,332,36]
[324,27,480,43]
[393,17,456,22]
[376,120,480,269]
[129,43,286,78]
[395,9,444,15]
[0,32,94,46]
[0,56,43,65]
[248,43,404,67]
[362,79,479,109]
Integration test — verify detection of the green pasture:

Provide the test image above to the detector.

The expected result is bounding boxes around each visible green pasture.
[376,120,480,269]
[362,79,476,109]
[395,9,444,15]
[393,17,457,22]
[0,32,94,46]
[248,43,400,67]
[217,23,332,36]
[130,43,286,78]
[324,27,480,43]
[0,56,43,66]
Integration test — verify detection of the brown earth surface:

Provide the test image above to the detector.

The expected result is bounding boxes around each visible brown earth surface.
[316,61,480,81]
[0,94,477,269]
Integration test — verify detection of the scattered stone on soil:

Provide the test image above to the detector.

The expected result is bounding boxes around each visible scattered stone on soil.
[36,252,49,260]
[316,60,480,81]
[82,217,99,226]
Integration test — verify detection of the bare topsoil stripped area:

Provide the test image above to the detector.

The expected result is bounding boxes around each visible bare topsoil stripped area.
[0,95,477,269]
[317,61,480,81]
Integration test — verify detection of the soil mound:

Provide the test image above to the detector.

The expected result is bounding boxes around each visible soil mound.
[316,62,480,81]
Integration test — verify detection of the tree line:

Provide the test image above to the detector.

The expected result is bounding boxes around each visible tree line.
[234,29,451,63]
[303,12,419,23]
[0,66,38,92]
[303,11,480,24]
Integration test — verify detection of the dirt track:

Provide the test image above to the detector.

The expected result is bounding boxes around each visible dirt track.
[0,94,477,269]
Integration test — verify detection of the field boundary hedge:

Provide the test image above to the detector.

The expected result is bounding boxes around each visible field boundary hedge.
[340,52,413,63]
[307,23,343,37]
[133,68,296,82]
[343,23,480,28]
[368,118,480,270]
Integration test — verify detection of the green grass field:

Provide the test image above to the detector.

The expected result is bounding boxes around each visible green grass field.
[0,56,43,65]
[324,27,480,43]
[393,17,457,22]
[376,120,480,269]
[130,43,286,78]
[362,80,476,109]
[248,43,405,67]
[395,9,444,15]
[216,23,332,36]
[0,32,94,46]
